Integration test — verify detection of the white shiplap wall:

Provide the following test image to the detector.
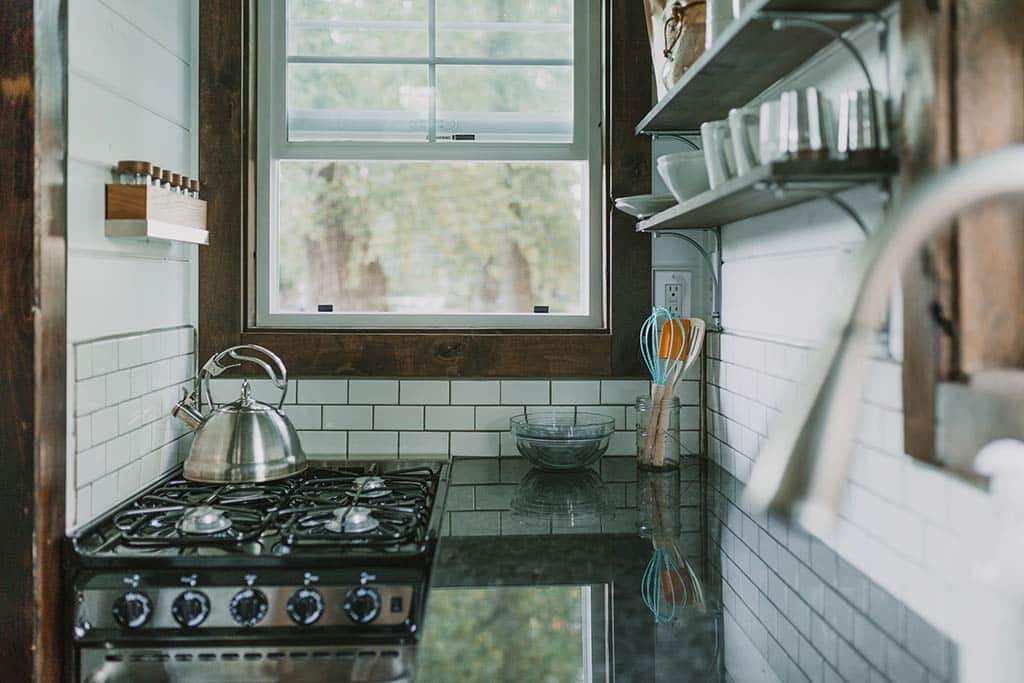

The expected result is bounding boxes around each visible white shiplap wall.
[66,0,198,530]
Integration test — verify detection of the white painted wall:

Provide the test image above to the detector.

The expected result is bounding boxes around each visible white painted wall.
[692,7,1004,673]
[66,0,199,530]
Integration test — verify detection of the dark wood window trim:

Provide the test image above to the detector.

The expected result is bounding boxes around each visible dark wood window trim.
[198,0,651,377]
[0,0,68,678]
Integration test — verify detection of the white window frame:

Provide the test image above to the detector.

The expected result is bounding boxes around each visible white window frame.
[255,0,605,329]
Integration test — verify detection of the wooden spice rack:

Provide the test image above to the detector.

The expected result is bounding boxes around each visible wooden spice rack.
[104,184,209,245]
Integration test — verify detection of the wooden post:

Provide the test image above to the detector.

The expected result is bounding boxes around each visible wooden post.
[0,0,68,678]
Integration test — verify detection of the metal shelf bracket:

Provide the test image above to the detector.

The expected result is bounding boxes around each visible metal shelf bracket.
[651,227,723,331]
[756,180,876,235]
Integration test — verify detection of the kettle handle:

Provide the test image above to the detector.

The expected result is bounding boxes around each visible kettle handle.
[199,345,289,409]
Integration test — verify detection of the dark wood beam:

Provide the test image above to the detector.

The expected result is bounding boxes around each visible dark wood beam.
[0,0,68,678]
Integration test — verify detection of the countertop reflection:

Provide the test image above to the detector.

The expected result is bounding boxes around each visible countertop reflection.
[416,456,735,683]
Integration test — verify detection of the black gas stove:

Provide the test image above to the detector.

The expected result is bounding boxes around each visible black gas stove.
[68,458,450,683]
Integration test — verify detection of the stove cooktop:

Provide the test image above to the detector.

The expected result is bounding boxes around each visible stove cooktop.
[72,460,448,561]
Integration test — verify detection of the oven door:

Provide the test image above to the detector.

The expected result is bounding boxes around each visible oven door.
[80,645,415,683]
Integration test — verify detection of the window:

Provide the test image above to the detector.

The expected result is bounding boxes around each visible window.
[256,0,603,329]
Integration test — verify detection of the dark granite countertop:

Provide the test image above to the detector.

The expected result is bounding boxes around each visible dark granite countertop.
[413,456,735,682]
[413,456,957,683]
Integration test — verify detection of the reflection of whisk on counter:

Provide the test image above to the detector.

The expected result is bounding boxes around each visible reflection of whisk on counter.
[638,466,706,622]
[642,538,706,623]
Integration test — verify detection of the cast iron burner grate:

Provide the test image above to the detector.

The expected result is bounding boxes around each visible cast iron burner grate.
[109,477,296,548]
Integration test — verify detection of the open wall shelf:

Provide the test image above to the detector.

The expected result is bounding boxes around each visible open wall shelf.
[636,156,896,232]
[636,0,892,134]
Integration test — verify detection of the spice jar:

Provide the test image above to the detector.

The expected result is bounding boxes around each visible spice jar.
[170,173,182,194]
[116,160,151,185]
[149,165,162,188]
[160,169,173,191]
[180,175,190,196]
[188,178,199,199]
[636,394,680,470]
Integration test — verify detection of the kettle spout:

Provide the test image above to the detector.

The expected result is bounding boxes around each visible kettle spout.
[172,388,204,431]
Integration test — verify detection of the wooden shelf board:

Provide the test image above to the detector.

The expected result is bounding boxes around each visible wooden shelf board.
[636,0,892,134]
[636,157,896,231]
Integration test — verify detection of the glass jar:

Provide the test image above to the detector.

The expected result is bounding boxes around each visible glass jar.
[160,169,173,191]
[637,467,681,538]
[171,173,183,194]
[149,165,162,188]
[188,178,199,199]
[636,394,680,470]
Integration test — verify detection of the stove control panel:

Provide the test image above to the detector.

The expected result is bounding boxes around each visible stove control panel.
[76,575,414,633]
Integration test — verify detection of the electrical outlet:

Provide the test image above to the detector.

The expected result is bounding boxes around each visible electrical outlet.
[652,269,692,316]
[664,283,683,317]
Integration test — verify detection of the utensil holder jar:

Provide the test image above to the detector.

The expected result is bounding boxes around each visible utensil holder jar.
[636,395,680,470]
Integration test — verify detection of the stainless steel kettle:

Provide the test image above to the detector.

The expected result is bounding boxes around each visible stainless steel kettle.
[172,345,307,483]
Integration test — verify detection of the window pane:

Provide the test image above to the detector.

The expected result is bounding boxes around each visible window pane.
[288,0,428,58]
[275,160,586,316]
[287,64,429,141]
[436,0,573,60]
[436,65,572,142]
[416,586,587,683]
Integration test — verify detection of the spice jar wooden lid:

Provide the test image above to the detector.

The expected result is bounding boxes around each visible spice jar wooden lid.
[170,173,182,187]
[150,165,162,179]
[161,169,172,183]
[116,160,151,175]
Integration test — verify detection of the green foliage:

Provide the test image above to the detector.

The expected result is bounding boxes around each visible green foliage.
[274,0,585,316]
[416,586,586,683]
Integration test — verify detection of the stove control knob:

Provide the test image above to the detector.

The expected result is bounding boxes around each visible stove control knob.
[112,591,153,629]
[229,588,268,627]
[343,586,381,624]
[287,588,325,626]
[171,590,211,629]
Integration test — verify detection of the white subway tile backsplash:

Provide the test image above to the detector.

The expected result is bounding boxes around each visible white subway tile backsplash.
[75,344,93,381]
[105,370,131,405]
[399,431,448,456]
[374,406,423,430]
[400,380,449,405]
[601,379,649,405]
[425,406,475,430]
[297,431,347,456]
[118,398,143,435]
[118,336,143,369]
[297,379,348,404]
[349,380,399,404]
[451,380,500,405]
[130,365,150,397]
[283,405,322,430]
[91,339,118,376]
[551,380,600,405]
[323,405,373,430]
[72,326,196,528]
[452,431,500,457]
[77,445,106,485]
[500,380,549,405]
[77,377,106,415]
[476,405,524,430]
[92,406,118,444]
[349,431,398,456]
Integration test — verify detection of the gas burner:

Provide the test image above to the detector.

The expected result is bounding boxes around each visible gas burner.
[177,505,233,535]
[324,506,380,534]
[351,476,391,499]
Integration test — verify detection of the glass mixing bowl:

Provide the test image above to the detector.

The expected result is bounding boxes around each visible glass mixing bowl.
[509,412,616,470]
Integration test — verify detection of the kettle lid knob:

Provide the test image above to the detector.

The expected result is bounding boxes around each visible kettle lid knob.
[240,379,254,406]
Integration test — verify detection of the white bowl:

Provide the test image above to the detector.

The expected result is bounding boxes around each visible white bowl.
[614,193,676,219]
[657,151,710,203]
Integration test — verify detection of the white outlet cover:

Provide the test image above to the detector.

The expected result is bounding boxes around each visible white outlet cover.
[652,269,693,316]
